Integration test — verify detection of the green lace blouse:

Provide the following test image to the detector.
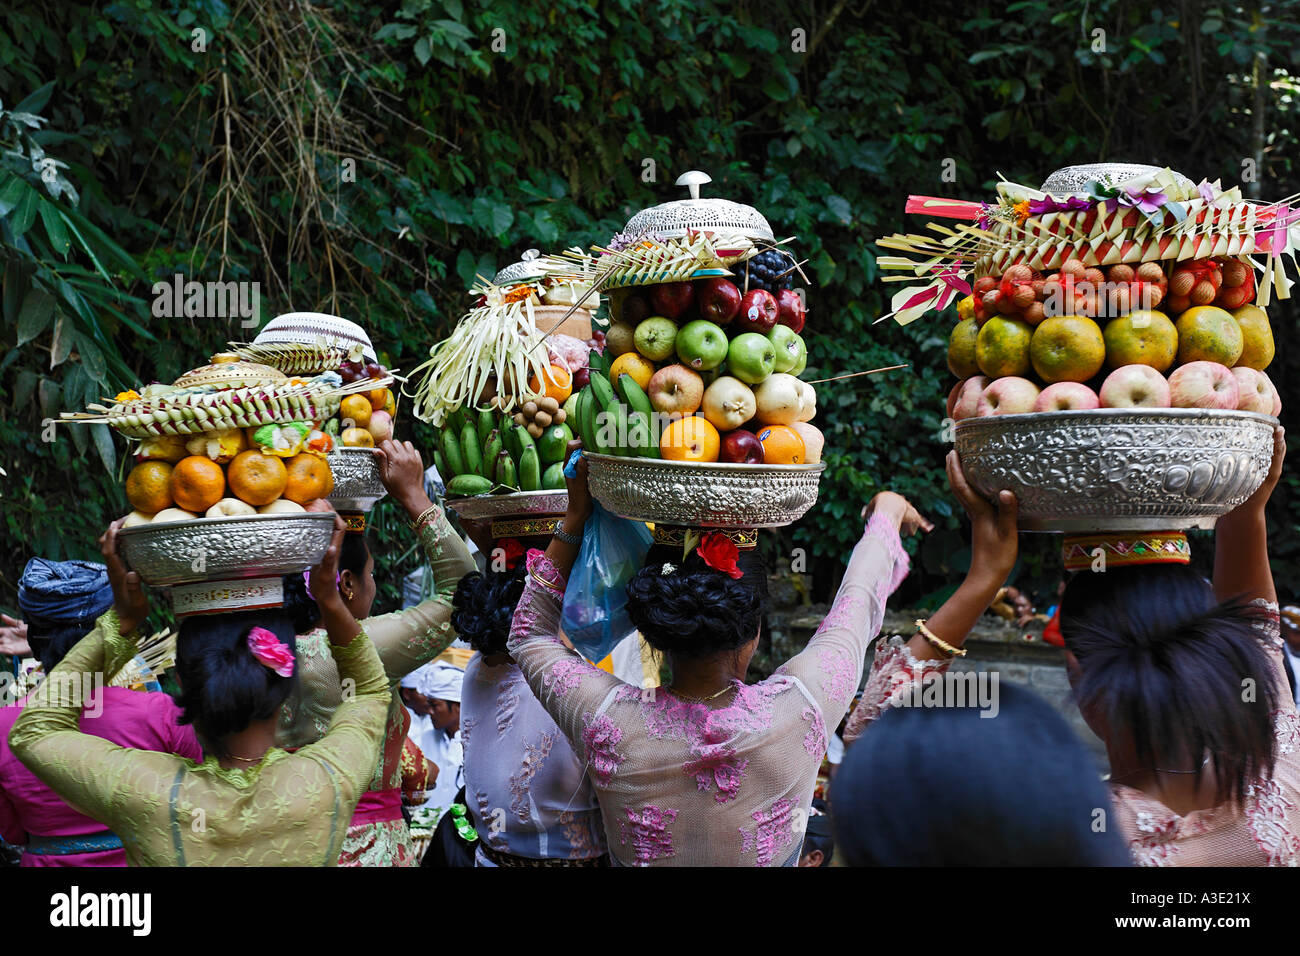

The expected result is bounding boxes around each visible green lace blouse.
[8,609,390,866]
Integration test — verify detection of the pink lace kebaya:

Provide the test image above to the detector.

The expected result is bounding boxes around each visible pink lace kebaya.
[506,510,911,866]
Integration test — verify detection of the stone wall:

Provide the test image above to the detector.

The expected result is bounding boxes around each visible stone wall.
[764,600,1108,764]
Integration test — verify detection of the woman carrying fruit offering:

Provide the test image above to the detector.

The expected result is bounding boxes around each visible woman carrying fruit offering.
[275,438,477,866]
[844,431,1299,866]
[8,516,391,866]
[500,443,928,866]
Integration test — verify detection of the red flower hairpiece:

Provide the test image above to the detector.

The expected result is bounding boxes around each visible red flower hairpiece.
[696,533,742,580]
[496,538,522,567]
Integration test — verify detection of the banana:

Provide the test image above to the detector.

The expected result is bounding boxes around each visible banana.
[447,474,494,496]
[519,446,541,492]
[496,450,518,490]
[477,407,495,447]
[589,348,608,379]
[577,387,595,450]
[440,428,465,478]
[482,429,503,478]
[616,373,659,459]
[460,421,483,477]
[433,446,446,478]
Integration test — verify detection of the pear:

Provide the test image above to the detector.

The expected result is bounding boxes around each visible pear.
[1231,304,1275,371]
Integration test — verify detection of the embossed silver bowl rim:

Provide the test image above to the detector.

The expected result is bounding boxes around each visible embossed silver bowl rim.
[445,490,570,521]
[1039,163,1195,196]
[584,453,826,528]
[118,513,337,586]
[327,447,388,512]
[954,408,1278,533]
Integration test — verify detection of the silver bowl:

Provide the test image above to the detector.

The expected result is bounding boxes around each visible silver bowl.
[585,454,825,528]
[327,447,388,512]
[119,513,337,587]
[445,489,569,521]
[954,408,1277,532]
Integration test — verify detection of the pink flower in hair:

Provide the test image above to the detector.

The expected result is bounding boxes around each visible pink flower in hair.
[247,627,294,678]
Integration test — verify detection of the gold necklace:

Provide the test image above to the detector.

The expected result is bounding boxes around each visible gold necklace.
[225,751,268,763]
[668,683,735,703]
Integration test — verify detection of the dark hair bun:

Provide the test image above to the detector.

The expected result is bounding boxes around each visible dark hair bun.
[624,546,768,659]
[452,568,526,656]
[174,609,298,756]
[26,623,91,674]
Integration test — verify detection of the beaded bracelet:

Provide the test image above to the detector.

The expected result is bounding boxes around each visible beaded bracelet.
[915,619,966,657]
[408,505,440,531]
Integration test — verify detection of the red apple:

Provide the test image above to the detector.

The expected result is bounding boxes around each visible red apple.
[952,375,990,420]
[1034,381,1100,412]
[719,429,765,464]
[647,363,704,416]
[620,293,652,326]
[1168,361,1238,410]
[649,282,695,321]
[1099,365,1171,408]
[696,278,742,325]
[946,381,963,419]
[977,376,1040,416]
[775,288,806,333]
[734,289,779,334]
[1230,367,1279,415]
[572,367,591,390]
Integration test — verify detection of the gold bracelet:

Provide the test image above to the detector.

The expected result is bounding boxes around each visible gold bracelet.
[408,505,440,531]
[529,567,566,595]
[915,619,966,657]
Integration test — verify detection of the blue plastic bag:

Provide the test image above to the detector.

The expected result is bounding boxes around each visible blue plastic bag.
[560,454,652,662]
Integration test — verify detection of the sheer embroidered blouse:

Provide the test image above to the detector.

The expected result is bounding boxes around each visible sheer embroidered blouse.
[505,511,910,866]
[843,600,1300,867]
[8,610,390,866]
[276,506,476,793]
[461,654,606,862]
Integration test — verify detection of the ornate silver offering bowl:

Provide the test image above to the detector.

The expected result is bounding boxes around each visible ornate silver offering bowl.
[954,408,1277,532]
[584,454,825,529]
[327,447,388,512]
[445,489,570,522]
[119,513,337,587]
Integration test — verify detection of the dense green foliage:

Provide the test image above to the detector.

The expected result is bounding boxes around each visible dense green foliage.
[2,0,1299,619]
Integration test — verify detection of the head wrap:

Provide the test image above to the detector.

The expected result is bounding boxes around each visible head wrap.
[1062,532,1191,573]
[418,661,465,703]
[18,558,114,630]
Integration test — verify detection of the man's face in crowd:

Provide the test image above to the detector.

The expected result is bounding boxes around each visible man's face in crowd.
[429,697,460,733]
[400,687,432,717]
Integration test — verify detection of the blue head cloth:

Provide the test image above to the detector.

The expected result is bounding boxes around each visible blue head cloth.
[17,558,114,630]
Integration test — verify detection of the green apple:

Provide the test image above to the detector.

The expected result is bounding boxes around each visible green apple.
[727,332,776,385]
[537,422,574,463]
[789,349,807,376]
[675,320,729,372]
[767,326,806,374]
[634,316,678,362]
[561,391,581,422]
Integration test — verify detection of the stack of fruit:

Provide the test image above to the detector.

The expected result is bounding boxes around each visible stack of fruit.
[580,266,821,465]
[874,164,1288,422]
[560,172,823,469]
[946,254,1279,420]
[61,355,362,525]
[231,312,400,450]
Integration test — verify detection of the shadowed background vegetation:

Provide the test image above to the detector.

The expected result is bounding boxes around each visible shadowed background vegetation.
[2,0,1299,624]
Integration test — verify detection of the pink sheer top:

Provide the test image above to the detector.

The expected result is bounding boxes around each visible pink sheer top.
[843,599,1300,866]
[505,512,910,866]
[0,687,202,867]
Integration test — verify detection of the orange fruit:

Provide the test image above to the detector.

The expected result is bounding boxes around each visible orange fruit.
[169,456,227,513]
[340,394,373,429]
[1029,316,1105,383]
[1176,306,1244,366]
[527,363,574,404]
[226,450,288,506]
[976,316,1034,378]
[367,386,391,410]
[1102,310,1178,372]
[282,453,335,504]
[607,352,654,392]
[756,425,805,464]
[125,460,175,514]
[660,415,720,462]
